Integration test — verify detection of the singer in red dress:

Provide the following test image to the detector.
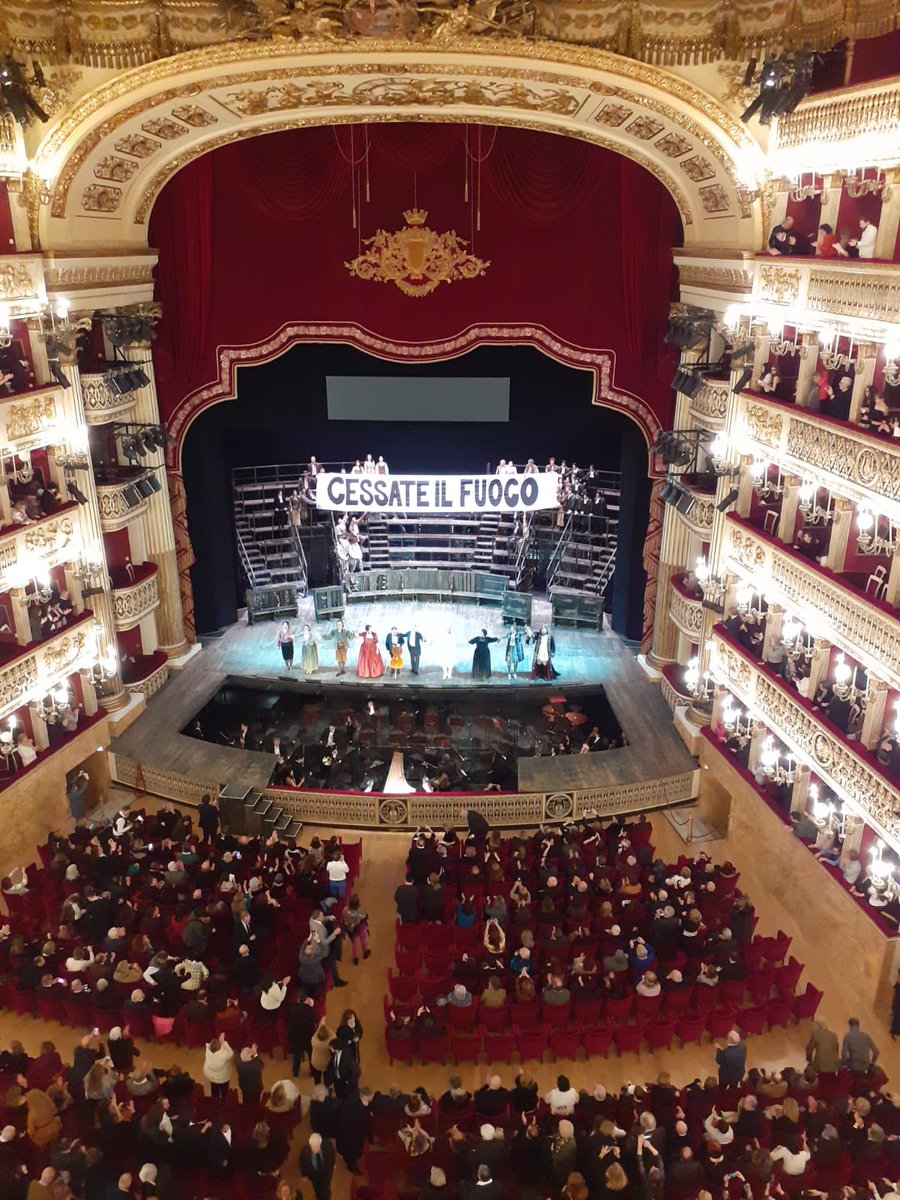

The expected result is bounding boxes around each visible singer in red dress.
[356,625,384,678]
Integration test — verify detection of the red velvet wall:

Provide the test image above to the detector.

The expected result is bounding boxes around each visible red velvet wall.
[103,529,134,572]
[848,30,900,85]
[148,123,682,446]
[0,182,15,253]
[835,189,883,249]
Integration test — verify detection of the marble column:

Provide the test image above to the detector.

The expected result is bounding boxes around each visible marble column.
[817,173,843,236]
[790,764,811,815]
[885,545,900,608]
[860,675,889,752]
[28,701,49,752]
[647,506,693,668]
[822,498,855,573]
[776,475,803,544]
[806,637,833,700]
[793,333,821,408]
[747,720,769,775]
[122,345,191,660]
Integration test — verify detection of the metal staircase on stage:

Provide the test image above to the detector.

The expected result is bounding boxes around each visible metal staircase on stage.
[233,462,621,612]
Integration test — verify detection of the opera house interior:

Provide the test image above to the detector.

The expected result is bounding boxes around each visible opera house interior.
[0,1,897,1197]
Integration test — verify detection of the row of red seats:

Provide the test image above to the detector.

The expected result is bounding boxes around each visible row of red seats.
[386,985,822,1064]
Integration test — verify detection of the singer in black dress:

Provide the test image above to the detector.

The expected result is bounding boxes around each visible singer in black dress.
[469,630,499,681]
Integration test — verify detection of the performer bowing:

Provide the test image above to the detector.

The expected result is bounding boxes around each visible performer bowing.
[469,629,499,682]
[322,618,353,676]
[357,625,384,678]
[529,624,559,680]
[277,620,295,671]
[299,623,319,676]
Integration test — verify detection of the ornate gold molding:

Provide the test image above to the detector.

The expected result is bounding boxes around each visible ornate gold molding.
[0,613,95,721]
[0,508,78,584]
[737,394,900,518]
[113,567,161,630]
[673,483,715,537]
[80,372,139,423]
[752,257,900,334]
[775,78,900,169]
[711,629,900,852]
[96,481,149,531]
[722,518,900,693]
[3,389,62,448]
[127,659,169,698]
[668,585,703,640]
[688,378,729,425]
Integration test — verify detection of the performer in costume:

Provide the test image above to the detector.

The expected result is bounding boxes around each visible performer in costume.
[530,624,559,680]
[357,625,384,678]
[504,624,525,678]
[386,627,405,679]
[277,620,295,670]
[440,626,455,680]
[322,618,352,675]
[299,623,318,676]
[469,629,499,682]
[403,625,426,675]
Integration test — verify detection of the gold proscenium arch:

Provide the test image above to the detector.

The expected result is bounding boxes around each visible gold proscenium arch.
[31,37,765,254]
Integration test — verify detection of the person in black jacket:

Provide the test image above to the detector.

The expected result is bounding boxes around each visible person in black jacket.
[394,876,419,924]
[286,993,317,1077]
[326,1029,360,1098]
[336,1087,371,1174]
[207,1121,234,1176]
[197,795,219,844]
[299,1132,336,1200]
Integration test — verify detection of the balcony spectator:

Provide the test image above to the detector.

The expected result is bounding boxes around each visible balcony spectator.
[15,733,37,768]
[787,230,813,256]
[767,215,794,254]
[815,223,839,257]
[10,498,32,526]
[826,372,854,421]
[756,366,780,394]
[858,218,878,260]
[803,369,829,411]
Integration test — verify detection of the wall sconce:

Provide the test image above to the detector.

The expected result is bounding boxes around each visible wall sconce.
[798,481,833,525]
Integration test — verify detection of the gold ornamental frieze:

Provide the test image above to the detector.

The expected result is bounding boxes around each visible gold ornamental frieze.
[668,587,703,638]
[4,391,60,445]
[710,630,900,851]
[345,208,489,297]
[113,569,161,630]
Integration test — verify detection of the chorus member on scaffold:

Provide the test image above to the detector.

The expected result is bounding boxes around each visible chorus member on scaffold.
[357,625,384,679]
[504,624,525,678]
[277,620,295,671]
[469,629,499,682]
[299,623,319,676]
[386,627,405,680]
[439,626,455,680]
[530,624,559,680]
[323,618,352,676]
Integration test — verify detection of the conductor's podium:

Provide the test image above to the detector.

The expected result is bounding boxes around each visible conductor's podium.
[345,569,509,606]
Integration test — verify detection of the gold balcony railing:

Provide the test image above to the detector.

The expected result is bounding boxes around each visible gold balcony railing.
[721,515,900,692]
[710,628,900,852]
[80,372,139,424]
[688,377,729,427]
[112,564,160,631]
[0,503,81,590]
[773,78,900,171]
[672,480,716,537]
[0,611,96,721]
[0,386,64,452]
[752,257,900,337]
[669,577,703,640]
[96,480,149,531]
[735,393,900,519]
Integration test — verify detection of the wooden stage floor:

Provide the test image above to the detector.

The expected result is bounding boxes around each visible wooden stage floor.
[112,598,695,795]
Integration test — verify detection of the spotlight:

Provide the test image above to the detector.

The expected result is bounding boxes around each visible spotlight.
[717,487,741,512]
[145,474,161,495]
[129,367,151,390]
[134,475,161,499]
[49,360,71,389]
[728,341,755,362]
[105,370,129,396]
[121,436,140,464]
[650,431,674,456]
[68,483,88,505]
[659,479,678,504]
[81,586,104,598]
[732,367,754,394]
[122,484,143,509]
[674,488,696,516]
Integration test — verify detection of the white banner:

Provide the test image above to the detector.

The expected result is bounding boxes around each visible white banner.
[316,472,560,514]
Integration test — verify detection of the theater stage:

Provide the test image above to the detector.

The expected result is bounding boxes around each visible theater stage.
[110,597,696,809]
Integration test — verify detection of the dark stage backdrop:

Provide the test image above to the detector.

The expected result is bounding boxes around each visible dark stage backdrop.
[149,122,682,442]
[183,343,650,638]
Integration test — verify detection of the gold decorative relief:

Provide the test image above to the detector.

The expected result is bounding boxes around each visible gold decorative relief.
[626,115,664,140]
[742,402,784,449]
[114,134,161,159]
[81,184,122,213]
[141,116,189,140]
[698,184,730,213]
[680,154,716,182]
[345,208,489,297]
[41,629,88,677]
[656,131,692,157]
[170,104,218,127]
[0,264,38,300]
[23,516,75,558]
[757,264,802,304]
[6,393,58,442]
[593,102,632,126]
[113,569,160,629]
[93,155,139,182]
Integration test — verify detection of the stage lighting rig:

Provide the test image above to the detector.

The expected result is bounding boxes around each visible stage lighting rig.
[0,56,49,126]
[664,308,715,349]
[740,50,815,126]
[650,429,706,471]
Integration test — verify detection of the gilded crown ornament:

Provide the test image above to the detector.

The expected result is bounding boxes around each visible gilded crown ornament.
[346,208,490,297]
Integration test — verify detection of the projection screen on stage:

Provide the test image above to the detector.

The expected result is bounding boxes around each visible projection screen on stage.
[316,473,560,514]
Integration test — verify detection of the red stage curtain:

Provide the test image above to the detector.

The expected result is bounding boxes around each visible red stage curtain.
[149,123,683,434]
